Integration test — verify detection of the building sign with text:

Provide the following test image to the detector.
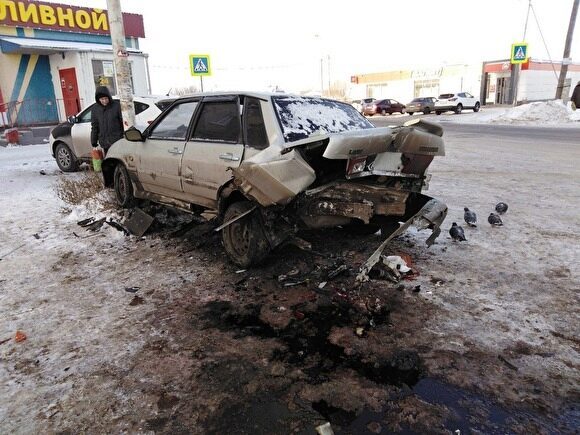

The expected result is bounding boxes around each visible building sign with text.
[0,0,145,37]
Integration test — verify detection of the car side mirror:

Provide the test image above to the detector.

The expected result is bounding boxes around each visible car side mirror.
[125,126,144,142]
[67,115,76,124]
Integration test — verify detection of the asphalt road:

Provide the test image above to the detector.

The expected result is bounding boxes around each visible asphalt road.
[369,114,580,145]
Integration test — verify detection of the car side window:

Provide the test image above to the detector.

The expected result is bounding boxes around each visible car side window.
[465,92,473,98]
[192,101,241,143]
[134,102,149,115]
[243,97,268,149]
[458,93,465,98]
[149,101,198,140]
[77,104,95,123]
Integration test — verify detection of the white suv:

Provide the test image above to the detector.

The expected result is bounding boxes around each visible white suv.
[435,92,480,115]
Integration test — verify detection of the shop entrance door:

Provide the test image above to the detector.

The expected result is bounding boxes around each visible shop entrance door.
[496,77,511,104]
[59,68,81,117]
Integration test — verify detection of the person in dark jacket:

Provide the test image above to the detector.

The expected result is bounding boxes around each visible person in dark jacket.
[571,81,580,110]
[90,86,123,154]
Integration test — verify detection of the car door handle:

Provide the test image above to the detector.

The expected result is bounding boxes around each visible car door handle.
[219,153,239,161]
[168,147,182,155]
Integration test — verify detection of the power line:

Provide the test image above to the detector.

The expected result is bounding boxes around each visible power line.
[530,1,559,81]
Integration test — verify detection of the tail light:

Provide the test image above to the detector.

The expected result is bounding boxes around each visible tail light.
[372,104,377,110]
[449,97,457,101]
[346,156,367,175]
[147,120,153,124]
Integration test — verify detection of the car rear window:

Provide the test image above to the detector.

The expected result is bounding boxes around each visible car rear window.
[438,94,454,99]
[134,102,149,115]
[156,99,176,111]
[273,96,374,143]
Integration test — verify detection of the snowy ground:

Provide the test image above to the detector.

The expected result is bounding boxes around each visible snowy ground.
[1,126,579,433]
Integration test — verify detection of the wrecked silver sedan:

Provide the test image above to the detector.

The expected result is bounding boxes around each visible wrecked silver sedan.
[102,93,447,266]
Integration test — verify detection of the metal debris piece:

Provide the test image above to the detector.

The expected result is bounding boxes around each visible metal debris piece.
[123,208,155,237]
[124,287,140,293]
[105,219,129,235]
[357,198,447,282]
[235,269,247,274]
[316,422,335,435]
[86,217,106,232]
[327,264,348,280]
[32,233,40,239]
[77,217,95,227]
[214,206,257,232]
[318,281,328,289]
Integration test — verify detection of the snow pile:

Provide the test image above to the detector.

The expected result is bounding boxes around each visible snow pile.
[490,100,580,125]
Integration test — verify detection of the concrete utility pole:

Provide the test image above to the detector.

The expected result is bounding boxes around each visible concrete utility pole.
[106,0,135,128]
[556,0,579,99]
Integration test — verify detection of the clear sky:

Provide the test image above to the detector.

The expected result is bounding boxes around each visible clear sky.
[44,0,579,94]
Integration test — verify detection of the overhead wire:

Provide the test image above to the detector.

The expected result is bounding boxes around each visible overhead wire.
[529,1,560,81]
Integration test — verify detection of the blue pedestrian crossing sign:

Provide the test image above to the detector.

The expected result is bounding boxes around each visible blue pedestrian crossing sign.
[189,54,211,76]
[510,43,529,64]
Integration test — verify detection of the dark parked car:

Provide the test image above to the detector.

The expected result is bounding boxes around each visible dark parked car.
[363,99,406,116]
[405,97,437,115]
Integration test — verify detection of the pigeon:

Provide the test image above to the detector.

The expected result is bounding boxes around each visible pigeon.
[488,213,503,226]
[449,222,467,241]
[495,202,508,214]
[463,207,477,227]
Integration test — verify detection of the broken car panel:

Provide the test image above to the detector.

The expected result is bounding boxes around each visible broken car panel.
[102,92,447,267]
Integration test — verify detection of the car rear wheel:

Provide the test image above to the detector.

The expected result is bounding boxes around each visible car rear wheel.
[408,111,413,116]
[455,104,463,114]
[424,107,431,114]
[55,143,79,172]
[436,111,442,115]
[473,102,480,112]
[222,201,270,267]
[114,164,136,208]
[381,109,387,116]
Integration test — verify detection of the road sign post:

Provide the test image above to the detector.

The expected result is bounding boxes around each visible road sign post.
[510,43,529,106]
[189,54,211,92]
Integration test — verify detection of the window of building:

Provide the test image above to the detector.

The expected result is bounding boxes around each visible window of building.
[91,60,135,95]
[414,79,440,98]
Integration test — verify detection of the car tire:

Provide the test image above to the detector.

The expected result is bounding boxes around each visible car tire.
[381,109,387,116]
[222,201,270,267]
[424,107,431,114]
[114,164,136,208]
[436,111,442,115]
[455,104,463,114]
[54,143,79,172]
[473,102,480,112]
[408,111,413,116]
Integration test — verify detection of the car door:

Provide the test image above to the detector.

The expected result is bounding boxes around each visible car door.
[71,103,95,159]
[391,100,403,112]
[181,96,244,205]
[463,92,476,108]
[136,100,199,196]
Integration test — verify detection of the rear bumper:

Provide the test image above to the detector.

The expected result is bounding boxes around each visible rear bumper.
[435,105,454,111]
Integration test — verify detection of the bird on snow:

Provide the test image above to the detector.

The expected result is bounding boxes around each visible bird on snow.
[495,202,509,214]
[463,207,477,227]
[488,213,503,226]
[449,222,467,241]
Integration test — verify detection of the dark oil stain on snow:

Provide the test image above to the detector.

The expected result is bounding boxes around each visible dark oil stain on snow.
[199,300,577,434]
